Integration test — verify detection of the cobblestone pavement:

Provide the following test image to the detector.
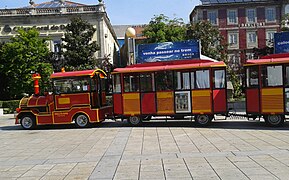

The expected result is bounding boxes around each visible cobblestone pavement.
[1,114,289,179]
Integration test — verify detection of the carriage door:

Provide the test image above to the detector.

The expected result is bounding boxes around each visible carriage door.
[213,69,227,113]
[140,73,156,115]
[246,66,260,114]
[260,65,284,114]
[174,71,191,113]
[90,76,100,108]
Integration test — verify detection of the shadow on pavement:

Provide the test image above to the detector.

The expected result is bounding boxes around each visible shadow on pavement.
[1,120,289,131]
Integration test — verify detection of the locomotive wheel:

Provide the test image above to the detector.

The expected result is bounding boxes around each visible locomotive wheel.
[75,114,90,128]
[194,115,212,126]
[20,115,36,130]
[128,116,142,126]
[265,115,284,127]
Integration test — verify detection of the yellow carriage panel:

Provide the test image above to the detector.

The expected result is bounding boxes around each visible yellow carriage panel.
[157,92,174,114]
[192,90,212,113]
[123,93,140,115]
[261,88,284,113]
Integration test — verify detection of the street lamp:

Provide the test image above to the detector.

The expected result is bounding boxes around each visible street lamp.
[125,27,136,65]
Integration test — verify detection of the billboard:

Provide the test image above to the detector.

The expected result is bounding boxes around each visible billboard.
[136,40,200,63]
[274,32,289,54]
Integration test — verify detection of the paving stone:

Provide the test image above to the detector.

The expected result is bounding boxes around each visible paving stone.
[17,177,42,180]
[0,170,27,178]
[41,175,66,180]
[140,164,163,172]
[139,171,165,179]
[2,116,289,179]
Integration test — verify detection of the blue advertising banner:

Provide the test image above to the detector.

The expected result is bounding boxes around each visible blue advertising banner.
[274,32,289,54]
[136,40,200,63]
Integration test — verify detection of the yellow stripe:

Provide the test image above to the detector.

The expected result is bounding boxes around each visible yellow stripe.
[157,92,173,98]
[96,109,99,121]
[244,60,289,66]
[123,93,139,100]
[192,90,211,96]
[193,109,211,113]
[262,88,283,96]
[262,109,283,113]
[124,111,140,115]
[157,110,174,114]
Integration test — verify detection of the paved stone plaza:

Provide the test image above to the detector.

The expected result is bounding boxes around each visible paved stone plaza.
[1,115,289,179]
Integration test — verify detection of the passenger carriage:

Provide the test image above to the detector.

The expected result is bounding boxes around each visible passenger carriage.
[244,53,289,126]
[111,59,227,126]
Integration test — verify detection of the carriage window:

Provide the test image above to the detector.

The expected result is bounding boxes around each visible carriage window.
[246,66,259,87]
[155,71,173,91]
[140,73,154,92]
[124,74,139,92]
[196,70,210,89]
[54,77,90,94]
[191,72,195,89]
[175,72,190,90]
[214,70,225,88]
[90,77,97,92]
[262,65,283,87]
[285,66,289,86]
[113,74,121,93]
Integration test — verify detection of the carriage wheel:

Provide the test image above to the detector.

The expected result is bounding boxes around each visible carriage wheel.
[128,116,142,126]
[265,115,284,127]
[194,115,212,126]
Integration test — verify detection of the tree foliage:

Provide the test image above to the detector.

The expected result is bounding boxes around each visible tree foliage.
[61,16,100,70]
[142,14,187,43]
[0,28,53,99]
[142,15,246,98]
[186,21,227,61]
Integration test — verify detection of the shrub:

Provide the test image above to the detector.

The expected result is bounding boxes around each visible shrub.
[2,100,20,114]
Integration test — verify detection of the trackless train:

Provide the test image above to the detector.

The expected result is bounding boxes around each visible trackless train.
[15,54,289,129]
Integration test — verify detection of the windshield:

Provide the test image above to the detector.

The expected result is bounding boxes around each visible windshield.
[53,77,91,94]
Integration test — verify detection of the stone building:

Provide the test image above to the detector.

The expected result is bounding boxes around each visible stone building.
[0,0,119,66]
[190,0,289,66]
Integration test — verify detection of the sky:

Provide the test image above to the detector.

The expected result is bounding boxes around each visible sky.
[0,0,200,25]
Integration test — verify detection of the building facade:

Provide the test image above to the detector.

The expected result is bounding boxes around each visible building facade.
[0,0,119,67]
[113,25,146,66]
[190,0,289,65]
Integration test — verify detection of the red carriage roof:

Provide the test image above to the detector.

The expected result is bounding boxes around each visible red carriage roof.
[244,53,289,66]
[113,60,226,74]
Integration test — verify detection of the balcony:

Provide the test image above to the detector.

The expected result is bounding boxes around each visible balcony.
[0,5,103,17]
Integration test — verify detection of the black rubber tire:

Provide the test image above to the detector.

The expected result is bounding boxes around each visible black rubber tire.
[194,115,212,126]
[75,114,90,128]
[264,115,284,127]
[128,116,142,126]
[20,114,36,130]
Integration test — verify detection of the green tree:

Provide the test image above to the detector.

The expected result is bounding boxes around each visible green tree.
[187,21,244,98]
[0,28,53,99]
[142,14,187,43]
[186,21,227,61]
[61,16,100,70]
